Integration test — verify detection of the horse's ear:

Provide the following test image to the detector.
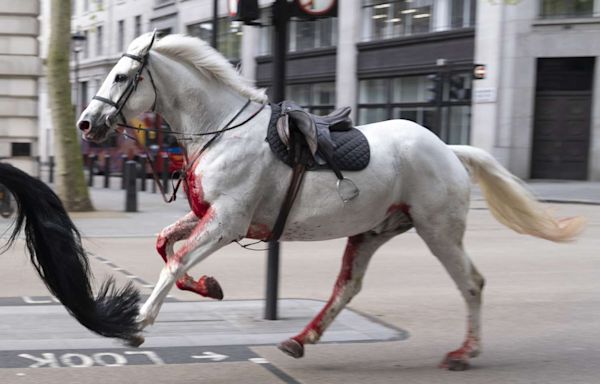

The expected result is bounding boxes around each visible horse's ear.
[141,29,157,56]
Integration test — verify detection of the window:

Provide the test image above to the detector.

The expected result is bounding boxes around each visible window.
[187,18,243,61]
[540,0,594,18]
[258,7,337,55]
[117,20,125,52]
[134,15,142,38]
[358,73,472,144]
[362,0,434,41]
[96,25,103,56]
[83,30,89,59]
[11,143,31,157]
[286,82,336,114]
[451,0,476,28]
[290,17,337,52]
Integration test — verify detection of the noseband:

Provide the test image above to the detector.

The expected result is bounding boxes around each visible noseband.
[92,52,158,127]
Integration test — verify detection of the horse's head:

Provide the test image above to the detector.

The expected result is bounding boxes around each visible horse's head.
[77,31,158,142]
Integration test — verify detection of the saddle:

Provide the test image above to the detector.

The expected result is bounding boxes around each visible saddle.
[266,101,371,241]
[267,101,370,171]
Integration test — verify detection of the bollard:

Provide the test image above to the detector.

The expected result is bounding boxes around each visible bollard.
[121,154,128,190]
[124,160,138,212]
[161,153,170,194]
[104,154,111,189]
[139,154,147,192]
[49,156,54,184]
[88,154,96,187]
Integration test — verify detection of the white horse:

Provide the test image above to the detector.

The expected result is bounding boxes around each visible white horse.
[77,33,584,370]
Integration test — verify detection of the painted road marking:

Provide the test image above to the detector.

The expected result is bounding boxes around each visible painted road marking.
[191,351,229,362]
[4,346,256,369]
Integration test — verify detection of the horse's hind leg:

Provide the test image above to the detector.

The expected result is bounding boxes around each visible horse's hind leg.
[415,217,485,371]
[279,231,394,358]
[157,211,223,300]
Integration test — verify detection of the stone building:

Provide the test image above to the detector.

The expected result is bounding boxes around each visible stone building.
[63,0,600,180]
[0,0,41,174]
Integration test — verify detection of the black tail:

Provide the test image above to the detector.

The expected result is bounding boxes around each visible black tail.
[0,163,140,340]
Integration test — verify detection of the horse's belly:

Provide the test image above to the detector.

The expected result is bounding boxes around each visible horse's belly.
[258,171,401,241]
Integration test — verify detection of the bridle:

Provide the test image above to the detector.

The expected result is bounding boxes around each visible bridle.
[89,31,266,204]
[92,34,158,128]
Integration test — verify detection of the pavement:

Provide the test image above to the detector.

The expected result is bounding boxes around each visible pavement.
[0,175,598,383]
[73,175,600,231]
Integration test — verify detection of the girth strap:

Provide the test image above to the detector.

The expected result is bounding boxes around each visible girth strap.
[269,163,306,241]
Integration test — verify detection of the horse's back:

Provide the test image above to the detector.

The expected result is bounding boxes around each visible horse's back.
[273,119,472,240]
[359,119,472,218]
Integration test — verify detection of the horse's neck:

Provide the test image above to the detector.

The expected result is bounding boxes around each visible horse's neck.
[151,53,249,154]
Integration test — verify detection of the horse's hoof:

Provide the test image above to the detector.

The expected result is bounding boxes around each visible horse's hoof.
[125,334,145,348]
[201,276,224,300]
[446,358,470,371]
[278,338,304,358]
[439,354,471,371]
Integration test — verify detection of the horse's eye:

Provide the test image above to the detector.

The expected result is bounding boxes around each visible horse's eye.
[114,74,128,83]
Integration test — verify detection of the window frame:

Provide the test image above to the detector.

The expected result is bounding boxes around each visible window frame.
[357,72,472,144]
[538,0,596,19]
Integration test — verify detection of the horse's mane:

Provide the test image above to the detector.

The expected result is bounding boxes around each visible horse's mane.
[129,34,267,103]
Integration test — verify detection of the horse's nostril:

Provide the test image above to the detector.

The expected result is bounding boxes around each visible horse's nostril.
[78,120,91,132]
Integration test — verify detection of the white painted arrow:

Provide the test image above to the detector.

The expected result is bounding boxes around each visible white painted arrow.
[191,352,229,362]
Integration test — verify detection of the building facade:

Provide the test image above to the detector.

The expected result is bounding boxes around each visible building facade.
[63,0,600,180]
[0,0,41,174]
[472,0,600,180]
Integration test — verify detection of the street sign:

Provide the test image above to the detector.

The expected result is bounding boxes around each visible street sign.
[228,0,237,16]
[295,0,336,17]
[473,64,486,80]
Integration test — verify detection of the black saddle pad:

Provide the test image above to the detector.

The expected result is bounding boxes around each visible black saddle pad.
[266,103,370,171]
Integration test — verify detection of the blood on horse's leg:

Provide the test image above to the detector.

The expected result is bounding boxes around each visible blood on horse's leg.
[175,274,223,300]
[416,217,484,371]
[156,211,223,300]
[279,233,391,358]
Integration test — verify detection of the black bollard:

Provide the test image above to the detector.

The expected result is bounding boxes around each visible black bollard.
[161,153,170,194]
[121,154,128,190]
[124,160,138,212]
[139,154,147,192]
[88,154,96,187]
[49,156,54,184]
[104,154,111,189]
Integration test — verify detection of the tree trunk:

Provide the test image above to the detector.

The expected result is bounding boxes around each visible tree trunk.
[47,0,93,211]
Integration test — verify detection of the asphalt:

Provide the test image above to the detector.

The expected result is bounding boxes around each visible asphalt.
[34,175,597,240]
[0,175,598,382]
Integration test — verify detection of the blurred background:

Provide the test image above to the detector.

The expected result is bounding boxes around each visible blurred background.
[1,0,598,181]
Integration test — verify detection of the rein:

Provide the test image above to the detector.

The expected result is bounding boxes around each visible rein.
[120,100,266,204]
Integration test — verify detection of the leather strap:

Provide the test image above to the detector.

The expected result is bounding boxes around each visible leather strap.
[269,163,306,241]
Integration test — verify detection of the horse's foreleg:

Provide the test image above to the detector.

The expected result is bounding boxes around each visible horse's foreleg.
[156,211,223,300]
[138,207,241,332]
[279,232,393,358]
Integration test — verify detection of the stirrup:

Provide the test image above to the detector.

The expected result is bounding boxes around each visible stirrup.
[337,178,359,203]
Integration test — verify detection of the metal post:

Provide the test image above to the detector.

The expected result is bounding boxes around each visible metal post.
[121,154,128,189]
[211,0,219,49]
[88,154,96,187]
[265,0,290,321]
[139,154,147,192]
[124,160,138,212]
[74,49,80,117]
[49,156,54,184]
[104,154,111,188]
[161,153,170,194]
